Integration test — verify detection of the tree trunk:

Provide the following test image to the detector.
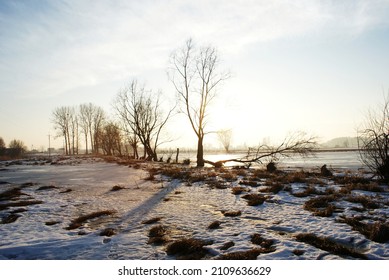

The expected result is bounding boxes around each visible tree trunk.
[197,137,204,167]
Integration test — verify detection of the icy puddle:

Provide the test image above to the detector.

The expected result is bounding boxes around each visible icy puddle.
[0,158,388,260]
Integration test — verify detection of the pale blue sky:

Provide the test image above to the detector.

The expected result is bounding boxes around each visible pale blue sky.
[1,0,389,150]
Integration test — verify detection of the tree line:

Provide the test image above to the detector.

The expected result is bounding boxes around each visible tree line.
[0,137,27,158]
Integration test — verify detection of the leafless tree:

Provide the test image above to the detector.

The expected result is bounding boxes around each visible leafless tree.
[358,93,389,181]
[92,106,106,154]
[217,129,232,152]
[113,79,174,161]
[205,132,317,168]
[52,106,72,155]
[79,103,94,154]
[169,39,230,166]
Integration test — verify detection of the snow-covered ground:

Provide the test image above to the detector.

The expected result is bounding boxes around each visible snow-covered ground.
[0,156,388,260]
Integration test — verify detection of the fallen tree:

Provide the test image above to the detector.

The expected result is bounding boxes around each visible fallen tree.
[204,132,318,168]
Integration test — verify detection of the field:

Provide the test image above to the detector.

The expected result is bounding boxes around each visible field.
[0,156,388,260]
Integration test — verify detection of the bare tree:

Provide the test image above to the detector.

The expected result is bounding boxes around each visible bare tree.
[358,94,389,181]
[79,103,94,154]
[169,39,230,167]
[217,129,232,153]
[114,79,174,161]
[92,106,106,154]
[205,132,317,168]
[52,106,72,155]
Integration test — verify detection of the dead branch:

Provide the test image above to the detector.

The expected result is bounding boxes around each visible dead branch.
[205,132,318,168]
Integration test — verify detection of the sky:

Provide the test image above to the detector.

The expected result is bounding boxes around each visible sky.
[1,0,389,151]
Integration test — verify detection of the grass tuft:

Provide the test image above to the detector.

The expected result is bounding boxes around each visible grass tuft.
[1,213,21,224]
[337,216,389,243]
[100,228,116,237]
[242,193,267,206]
[110,185,125,191]
[66,210,116,230]
[37,185,57,191]
[166,238,212,260]
[208,221,222,230]
[296,233,367,259]
[219,241,235,251]
[303,195,338,217]
[222,210,242,217]
[142,217,163,225]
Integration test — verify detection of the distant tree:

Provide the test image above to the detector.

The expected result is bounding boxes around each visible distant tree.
[92,106,106,154]
[169,39,230,166]
[113,79,174,161]
[52,106,72,155]
[358,93,389,181]
[217,129,232,152]
[8,139,26,157]
[0,137,5,149]
[79,103,93,154]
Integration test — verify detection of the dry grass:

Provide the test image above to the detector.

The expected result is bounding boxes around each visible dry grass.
[0,200,43,211]
[239,180,259,187]
[59,188,72,194]
[66,210,116,230]
[100,228,116,237]
[148,225,169,245]
[250,233,275,249]
[142,217,163,225]
[344,194,380,209]
[260,182,284,194]
[242,193,268,206]
[45,220,60,226]
[0,187,27,201]
[231,186,248,195]
[165,238,212,260]
[160,167,190,180]
[1,213,21,224]
[217,247,275,260]
[222,210,242,217]
[337,216,389,243]
[292,185,325,198]
[296,233,368,259]
[110,185,125,191]
[37,185,58,191]
[303,195,338,217]
[219,241,235,251]
[292,249,305,256]
[208,221,222,230]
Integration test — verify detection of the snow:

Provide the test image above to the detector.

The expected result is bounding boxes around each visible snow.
[0,156,388,260]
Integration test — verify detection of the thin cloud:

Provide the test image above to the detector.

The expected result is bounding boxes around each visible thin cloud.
[1,0,389,99]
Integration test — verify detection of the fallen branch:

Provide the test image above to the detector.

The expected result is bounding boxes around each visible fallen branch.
[205,132,318,168]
